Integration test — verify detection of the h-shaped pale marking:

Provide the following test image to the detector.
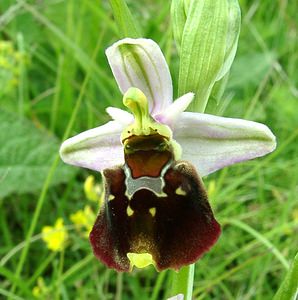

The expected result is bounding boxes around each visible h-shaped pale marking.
[123,160,173,199]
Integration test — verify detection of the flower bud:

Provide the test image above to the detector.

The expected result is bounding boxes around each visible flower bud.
[171,0,241,112]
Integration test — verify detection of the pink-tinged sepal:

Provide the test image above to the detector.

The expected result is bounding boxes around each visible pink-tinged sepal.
[89,160,220,272]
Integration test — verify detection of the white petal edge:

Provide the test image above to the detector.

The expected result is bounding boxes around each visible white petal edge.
[154,92,194,127]
[106,107,134,125]
[106,38,173,115]
[167,294,184,300]
[59,121,124,172]
[174,112,276,177]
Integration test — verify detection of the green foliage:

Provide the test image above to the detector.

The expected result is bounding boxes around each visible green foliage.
[229,52,276,88]
[274,252,298,300]
[0,109,76,198]
[0,0,297,299]
[109,0,142,38]
[0,40,26,98]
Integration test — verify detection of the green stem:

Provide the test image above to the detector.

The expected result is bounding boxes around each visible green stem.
[115,272,123,300]
[171,264,195,300]
[55,249,65,300]
[17,32,26,117]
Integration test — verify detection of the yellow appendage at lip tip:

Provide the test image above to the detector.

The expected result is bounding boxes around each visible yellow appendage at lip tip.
[127,252,155,270]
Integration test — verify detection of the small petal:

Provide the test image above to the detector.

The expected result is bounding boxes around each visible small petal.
[167,295,184,300]
[155,92,194,126]
[59,121,125,172]
[106,107,133,125]
[106,38,173,114]
[174,112,276,177]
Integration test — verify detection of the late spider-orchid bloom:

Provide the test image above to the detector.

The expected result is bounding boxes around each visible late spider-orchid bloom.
[60,38,276,272]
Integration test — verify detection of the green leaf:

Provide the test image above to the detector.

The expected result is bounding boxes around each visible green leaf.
[0,110,76,198]
[172,0,241,112]
[210,71,230,104]
[273,252,298,300]
[109,0,142,38]
[171,0,187,51]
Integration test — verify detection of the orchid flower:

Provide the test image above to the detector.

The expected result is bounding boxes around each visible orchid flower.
[60,38,276,272]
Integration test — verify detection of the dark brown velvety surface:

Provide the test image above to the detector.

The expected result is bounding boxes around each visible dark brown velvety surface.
[89,161,221,272]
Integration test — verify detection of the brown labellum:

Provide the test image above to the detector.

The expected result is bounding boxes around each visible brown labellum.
[89,133,221,271]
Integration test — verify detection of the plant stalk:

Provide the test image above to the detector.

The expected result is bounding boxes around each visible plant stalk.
[171,264,195,300]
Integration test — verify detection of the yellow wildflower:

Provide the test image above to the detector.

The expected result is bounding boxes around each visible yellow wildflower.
[70,205,96,237]
[41,218,68,251]
[0,41,13,52]
[0,40,26,95]
[32,286,41,298]
[0,56,11,68]
[84,175,102,203]
[32,277,48,298]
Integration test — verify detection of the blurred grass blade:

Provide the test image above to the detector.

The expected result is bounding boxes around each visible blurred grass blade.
[171,0,186,51]
[0,266,32,296]
[150,271,167,300]
[227,219,289,270]
[16,33,27,116]
[109,0,142,38]
[18,0,113,99]
[0,288,25,300]
[0,2,22,30]
[11,35,102,296]
[273,252,298,300]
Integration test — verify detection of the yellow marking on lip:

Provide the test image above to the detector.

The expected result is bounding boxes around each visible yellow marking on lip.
[149,207,156,217]
[175,186,187,196]
[127,206,134,216]
[108,194,115,201]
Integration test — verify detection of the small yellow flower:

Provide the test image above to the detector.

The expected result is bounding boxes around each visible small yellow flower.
[84,175,102,203]
[32,277,48,298]
[0,41,13,52]
[0,40,26,96]
[32,286,41,298]
[70,205,96,237]
[0,56,10,68]
[41,218,68,251]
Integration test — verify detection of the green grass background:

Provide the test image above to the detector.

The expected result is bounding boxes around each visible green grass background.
[0,0,297,299]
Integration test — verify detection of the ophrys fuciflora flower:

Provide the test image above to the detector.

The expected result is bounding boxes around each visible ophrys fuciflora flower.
[60,38,276,271]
